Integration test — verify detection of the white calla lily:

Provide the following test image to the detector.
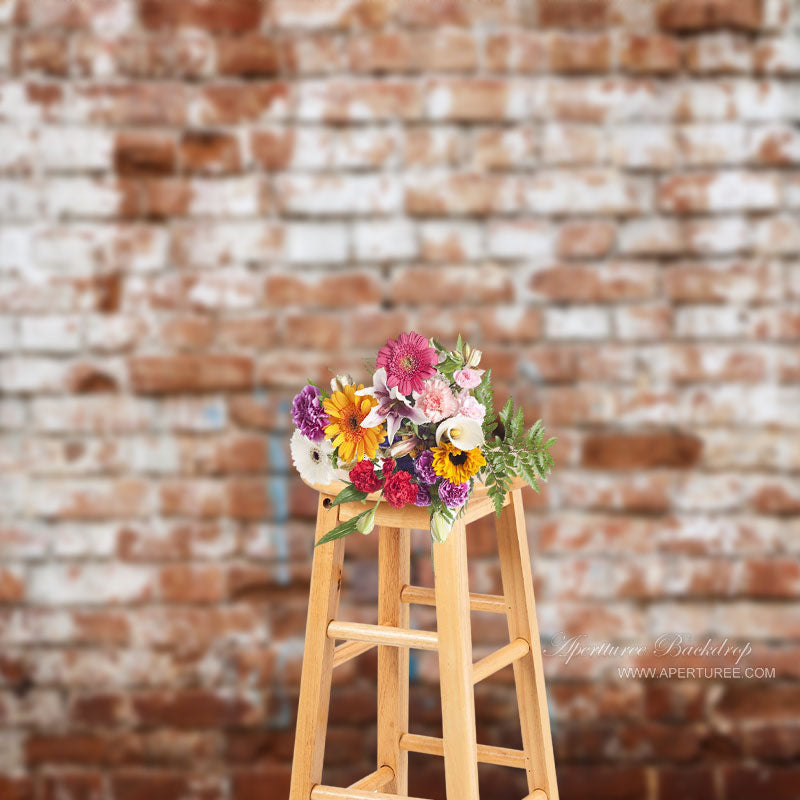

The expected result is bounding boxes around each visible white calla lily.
[435,415,484,451]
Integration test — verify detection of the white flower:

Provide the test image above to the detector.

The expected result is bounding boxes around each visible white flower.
[290,429,336,485]
[435,415,485,451]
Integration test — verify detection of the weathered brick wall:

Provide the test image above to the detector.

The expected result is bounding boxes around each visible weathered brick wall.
[1,0,800,798]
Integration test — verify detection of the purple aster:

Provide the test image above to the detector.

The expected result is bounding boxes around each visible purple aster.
[413,484,432,507]
[291,384,329,442]
[438,479,469,509]
[414,449,437,485]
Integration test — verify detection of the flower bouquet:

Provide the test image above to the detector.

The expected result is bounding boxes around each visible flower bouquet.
[290,332,555,546]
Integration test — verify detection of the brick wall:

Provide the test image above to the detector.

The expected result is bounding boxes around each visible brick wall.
[1,0,800,798]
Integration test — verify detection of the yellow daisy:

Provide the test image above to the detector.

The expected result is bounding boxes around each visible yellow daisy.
[431,442,486,484]
[323,384,383,463]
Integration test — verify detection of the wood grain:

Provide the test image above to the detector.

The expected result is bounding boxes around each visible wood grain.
[377,526,410,795]
[433,518,480,799]
[496,489,560,799]
[289,495,346,800]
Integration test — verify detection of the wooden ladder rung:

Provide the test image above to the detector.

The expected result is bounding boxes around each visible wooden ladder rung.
[348,765,394,791]
[332,640,375,668]
[472,637,530,684]
[312,787,431,800]
[327,621,438,651]
[399,733,527,769]
[524,791,548,800]
[400,584,507,614]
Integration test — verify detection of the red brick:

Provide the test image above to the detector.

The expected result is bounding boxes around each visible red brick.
[12,32,70,75]
[131,690,261,728]
[114,131,176,176]
[539,0,610,28]
[180,131,241,174]
[217,35,281,76]
[232,766,291,800]
[250,128,294,170]
[530,263,656,302]
[550,34,611,73]
[557,766,647,800]
[0,566,25,602]
[582,432,703,469]
[26,734,111,765]
[76,84,188,126]
[139,0,262,32]
[196,83,290,125]
[129,355,253,393]
[159,565,226,603]
[0,777,33,800]
[658,0,764,31]
[723,767,800,800]
[485,32,548,72]
[557,221,617,257]
[40,772,103,800]
[620,34,682,73]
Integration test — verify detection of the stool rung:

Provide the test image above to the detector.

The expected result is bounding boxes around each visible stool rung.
[327,621,438,651]
[399,733,527,769]
[348,765,394,791]
[524,791,548,800]
[472,637,530,684]
[332,640,375,668]
[312,787,431,800]
[400,584,507,614]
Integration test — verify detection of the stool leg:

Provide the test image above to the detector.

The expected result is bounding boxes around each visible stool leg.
[496,490,559,800]
[377,526,411,794]
[433,519,480,800]
[289,496,346,800]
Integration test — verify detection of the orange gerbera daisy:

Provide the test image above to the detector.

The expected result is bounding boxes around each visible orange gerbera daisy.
[323,384,384,463]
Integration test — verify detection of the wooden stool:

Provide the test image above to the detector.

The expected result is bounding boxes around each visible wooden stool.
[289,478,559,800]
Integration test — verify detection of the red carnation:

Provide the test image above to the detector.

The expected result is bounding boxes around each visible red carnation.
[381,458,396,478]
[349,459,383,493]
[383,470,417,509]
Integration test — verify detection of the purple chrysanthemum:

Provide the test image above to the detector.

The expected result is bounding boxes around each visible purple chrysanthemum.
[414,484,432,507]
[438,479,470,509]
[414,450,437,485]
[291,384,329,442]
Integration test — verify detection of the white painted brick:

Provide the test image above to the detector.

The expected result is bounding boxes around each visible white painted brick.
[487,220,554,259]
[20,315,82,352]
[545,307,611,340]
[353,219,416,261]
[285,222,349,262]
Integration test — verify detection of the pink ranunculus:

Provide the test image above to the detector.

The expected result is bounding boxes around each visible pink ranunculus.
[416,376,458,423]
[457,392,486,423]
[454,367,483,389]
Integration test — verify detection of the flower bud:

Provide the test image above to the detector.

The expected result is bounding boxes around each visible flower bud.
[430,512,452,544]
[330,373,353,393]
[356,507,376,536]
[467,348,482,368]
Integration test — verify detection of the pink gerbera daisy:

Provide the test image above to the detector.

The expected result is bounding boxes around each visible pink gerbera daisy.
[376,332,438,396]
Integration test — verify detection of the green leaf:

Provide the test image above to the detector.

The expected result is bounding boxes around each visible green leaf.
[330,484,369,507]
[315,507,377,546]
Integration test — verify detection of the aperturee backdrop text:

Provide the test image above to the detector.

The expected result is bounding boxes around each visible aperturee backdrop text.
[290,332,555,545]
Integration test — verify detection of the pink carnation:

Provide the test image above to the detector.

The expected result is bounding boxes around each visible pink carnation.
[416,377,458,423]
[454,368,483,389]
[457,392,486,423]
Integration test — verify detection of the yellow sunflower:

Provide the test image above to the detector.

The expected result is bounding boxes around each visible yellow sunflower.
[431,442,486,484]
[323,384,383,463]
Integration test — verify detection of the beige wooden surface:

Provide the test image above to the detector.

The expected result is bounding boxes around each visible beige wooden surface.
[377,526,411,795]
[432,517,481,798]
[497,489,560,800]
[289,495,346,800]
